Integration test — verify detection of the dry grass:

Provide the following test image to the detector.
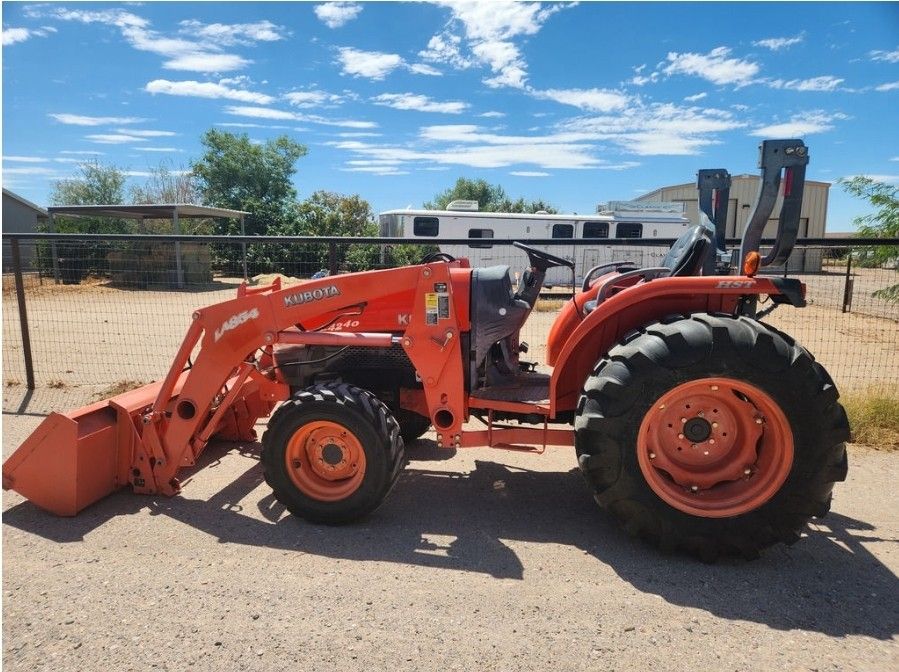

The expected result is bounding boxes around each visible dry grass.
[842,388,899,450]
[94,380,147,399]
[46,379,66,389]
[533,299,565,312]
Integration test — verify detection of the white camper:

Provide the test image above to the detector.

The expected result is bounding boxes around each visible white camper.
[378,200,690,285]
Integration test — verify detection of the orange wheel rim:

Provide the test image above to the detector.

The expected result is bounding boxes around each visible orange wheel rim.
[285,421,366,502]
[637,377,793,518]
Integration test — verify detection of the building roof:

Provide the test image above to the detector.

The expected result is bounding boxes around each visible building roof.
[635,175,830,201]
[2,188,48,218]
[46,203,249,219]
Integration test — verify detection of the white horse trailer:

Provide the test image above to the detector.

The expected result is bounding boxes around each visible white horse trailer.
[378,201,690,286]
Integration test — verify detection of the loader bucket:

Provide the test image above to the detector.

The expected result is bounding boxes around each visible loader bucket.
[3,380,178,516]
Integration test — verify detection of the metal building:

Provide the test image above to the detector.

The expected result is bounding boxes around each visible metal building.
[634,175,830,272]
[2,188,48,269]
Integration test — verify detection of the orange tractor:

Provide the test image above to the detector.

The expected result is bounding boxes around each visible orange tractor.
[3,140,848,559]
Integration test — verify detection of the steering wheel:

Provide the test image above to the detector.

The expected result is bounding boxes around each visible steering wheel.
[419,251,456,264]
[512,241,574,270]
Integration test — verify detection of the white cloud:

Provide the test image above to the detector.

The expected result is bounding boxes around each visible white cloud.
[117,129,177,137]
[59,150,105,155]
[684,92,708,102]
[750,111,847,137]
[532,87,630,112]
[336,47,403,80]
[225,106,297,121]
[407,62,443,76]
[3,166,59,175]
[510,171,550,177]
[875,81,899,92]
[132,147,185,152]
[480,111,506,118]
[284,90,343,108]
[890,156,899,162]
[216,122,293,130]
[86,134,149,144]
[49,113,147,126]
[3,156,50,163]
[558,103,746,155]
[2,27,32,45]
[753,34,804,51]
[419,33,472,69]
[663,47,760,86]
[314,2,363,29]
[372,93,469,114]
[224,105,377,129]
[768,76,844,92]
[31,7,256,73]
[425,1,571,89]
[178,19,288,46]
[145,78,275,104]
[163,53,250,72]
[337,132,382,138]
[869,48,899,63]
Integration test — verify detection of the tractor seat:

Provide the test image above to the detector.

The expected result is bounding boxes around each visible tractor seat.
[582,224,713,315]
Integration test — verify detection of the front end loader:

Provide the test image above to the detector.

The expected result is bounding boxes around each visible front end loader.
[3,140,849,560]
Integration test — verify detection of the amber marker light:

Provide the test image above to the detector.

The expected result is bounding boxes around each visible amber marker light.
[743,251,761,277]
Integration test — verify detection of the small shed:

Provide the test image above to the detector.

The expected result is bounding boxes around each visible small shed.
[2,188,48,269]
[46,204,249,287]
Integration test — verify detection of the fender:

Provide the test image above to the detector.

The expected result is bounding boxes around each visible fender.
[549,275,803,416]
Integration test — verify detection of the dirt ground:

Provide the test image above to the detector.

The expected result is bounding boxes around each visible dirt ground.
[2,270,898,670]
[2,386,898,672]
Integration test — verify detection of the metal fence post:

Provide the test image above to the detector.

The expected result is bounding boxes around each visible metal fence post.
[842,252,854,313]
[11,239,36,389]
[240,215,248,281]
[49,212,61,284]
[173,210,184,289]
[328,241,338,276]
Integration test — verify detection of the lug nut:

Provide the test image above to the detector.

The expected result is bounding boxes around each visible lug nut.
[649,452,656,460]
[681,417,687,423]
[709,439,716,444]
[678,433,685,439]
[712,422,718,428]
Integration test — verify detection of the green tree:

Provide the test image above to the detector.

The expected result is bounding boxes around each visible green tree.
[49,161,128,232]
[191,129,307,271]
[425,177,558,213]
[47,161,130,278]
[840,176,899,302]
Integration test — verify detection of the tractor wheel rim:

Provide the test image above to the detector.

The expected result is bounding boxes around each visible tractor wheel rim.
[637,377,794,518]
[285,421,366,502]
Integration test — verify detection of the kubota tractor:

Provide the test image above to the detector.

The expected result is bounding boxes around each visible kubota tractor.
[3,140,849,560]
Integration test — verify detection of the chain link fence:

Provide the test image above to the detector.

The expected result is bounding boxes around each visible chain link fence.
[3,234,897,396]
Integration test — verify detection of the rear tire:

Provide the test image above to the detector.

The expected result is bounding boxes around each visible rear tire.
[262,384,405,524]
[575,313,849,560]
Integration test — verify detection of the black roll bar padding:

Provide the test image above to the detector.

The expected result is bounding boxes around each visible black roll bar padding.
[739,139,810,269]
[581,260,637,292]
[696,169,732,254]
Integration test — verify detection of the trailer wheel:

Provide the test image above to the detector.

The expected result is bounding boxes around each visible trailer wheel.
[262,384,405,524]
[575,314,849,560]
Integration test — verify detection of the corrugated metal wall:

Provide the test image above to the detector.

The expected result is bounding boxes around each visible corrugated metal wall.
[635,176,829,272]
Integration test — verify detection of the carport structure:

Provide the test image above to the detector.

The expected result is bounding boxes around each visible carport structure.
[47,203,250,287]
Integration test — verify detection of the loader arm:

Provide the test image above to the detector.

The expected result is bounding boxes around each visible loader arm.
[3,261,471,515]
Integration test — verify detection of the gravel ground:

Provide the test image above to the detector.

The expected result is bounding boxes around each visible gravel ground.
[3,388,898,672]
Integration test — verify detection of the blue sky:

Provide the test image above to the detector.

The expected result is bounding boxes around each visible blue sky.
[2,1,897,231]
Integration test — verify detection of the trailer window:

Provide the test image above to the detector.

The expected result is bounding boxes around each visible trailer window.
[616,222,643,238]
[413,217,439,236]
[582,221,609,238]
[552,224,573,239]
[468,228,494,248]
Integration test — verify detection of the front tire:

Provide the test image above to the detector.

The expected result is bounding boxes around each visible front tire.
[575,314,849,560]
[262,384,405,524]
